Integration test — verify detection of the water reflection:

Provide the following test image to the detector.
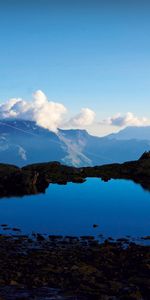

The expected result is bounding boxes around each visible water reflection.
[1,175,150,199]
[0,179,150,239]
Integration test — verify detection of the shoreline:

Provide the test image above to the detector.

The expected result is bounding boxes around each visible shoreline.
[0,233,149,299]
[0,153,150,298]
[1,152,150,197]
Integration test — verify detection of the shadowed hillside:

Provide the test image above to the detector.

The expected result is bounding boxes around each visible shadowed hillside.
[1,120,150,167]
[1,151,150,197]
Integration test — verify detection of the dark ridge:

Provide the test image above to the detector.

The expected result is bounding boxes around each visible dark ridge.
[1,152,150,197]
[139,151,150,160]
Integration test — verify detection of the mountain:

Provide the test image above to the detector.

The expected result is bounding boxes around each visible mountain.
[0,120,66,166]
[107,126,150,141]
[0,119,150,167]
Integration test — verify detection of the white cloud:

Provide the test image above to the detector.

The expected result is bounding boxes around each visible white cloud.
[0,90,95,132]
[32,90,67,132]
[65,108,95,128]
[102,112,150,127]
[3,91,149,135]
[0,90,67,132]
[18,146,27,161]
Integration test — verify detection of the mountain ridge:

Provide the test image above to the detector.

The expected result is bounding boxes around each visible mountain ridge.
[0,119,150,167]
[1,151,150,197]
[107,125,150,141]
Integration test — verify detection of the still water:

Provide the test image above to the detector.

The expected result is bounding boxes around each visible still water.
[0,178,150,239]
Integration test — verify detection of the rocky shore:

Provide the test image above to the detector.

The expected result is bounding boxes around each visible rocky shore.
[0,233,149,300]
[1,151,150,197]
[0,153,150,299]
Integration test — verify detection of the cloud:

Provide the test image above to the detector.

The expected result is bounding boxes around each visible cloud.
[65,108,95,128]
[0,90,67,132]
[18,146,27,161]
[0,136,9,151]
[32,90,67,132]
[0,90,95,132]
[102,112,150,127]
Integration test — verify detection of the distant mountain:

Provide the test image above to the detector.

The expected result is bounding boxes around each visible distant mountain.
[107,126,150,141]
[0,119,150,167]
[0,120,66,166]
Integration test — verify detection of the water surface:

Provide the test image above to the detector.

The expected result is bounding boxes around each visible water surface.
[0,178,150,239]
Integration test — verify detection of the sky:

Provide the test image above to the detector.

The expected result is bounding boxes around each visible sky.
[0,0,150,136]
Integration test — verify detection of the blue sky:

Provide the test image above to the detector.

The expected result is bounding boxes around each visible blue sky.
[0,0,150,135]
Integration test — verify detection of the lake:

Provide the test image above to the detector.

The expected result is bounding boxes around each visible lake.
[0,178,150,240]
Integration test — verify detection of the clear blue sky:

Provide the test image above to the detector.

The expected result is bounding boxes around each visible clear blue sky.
[0,0,150,135]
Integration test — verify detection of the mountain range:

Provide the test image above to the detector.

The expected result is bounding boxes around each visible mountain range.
[0,119,150,167]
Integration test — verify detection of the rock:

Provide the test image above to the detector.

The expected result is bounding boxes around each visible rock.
[80,235,94,240]
[1,152,150,196]
[139,151,150,160]
[141,235,150,240]
[10,280,19,286]
[0,234,149,299]
[2,227,11,231]
[12,228,21,232]
[71,265,79,271]
[36,233,45,241]
[93,224,99,228]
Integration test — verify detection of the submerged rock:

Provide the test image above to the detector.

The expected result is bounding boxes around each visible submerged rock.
[93,224,99,228]
[141,236,150,240]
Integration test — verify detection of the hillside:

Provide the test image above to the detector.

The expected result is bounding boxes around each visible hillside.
[1,152,150,197]
[0,120,150,167]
